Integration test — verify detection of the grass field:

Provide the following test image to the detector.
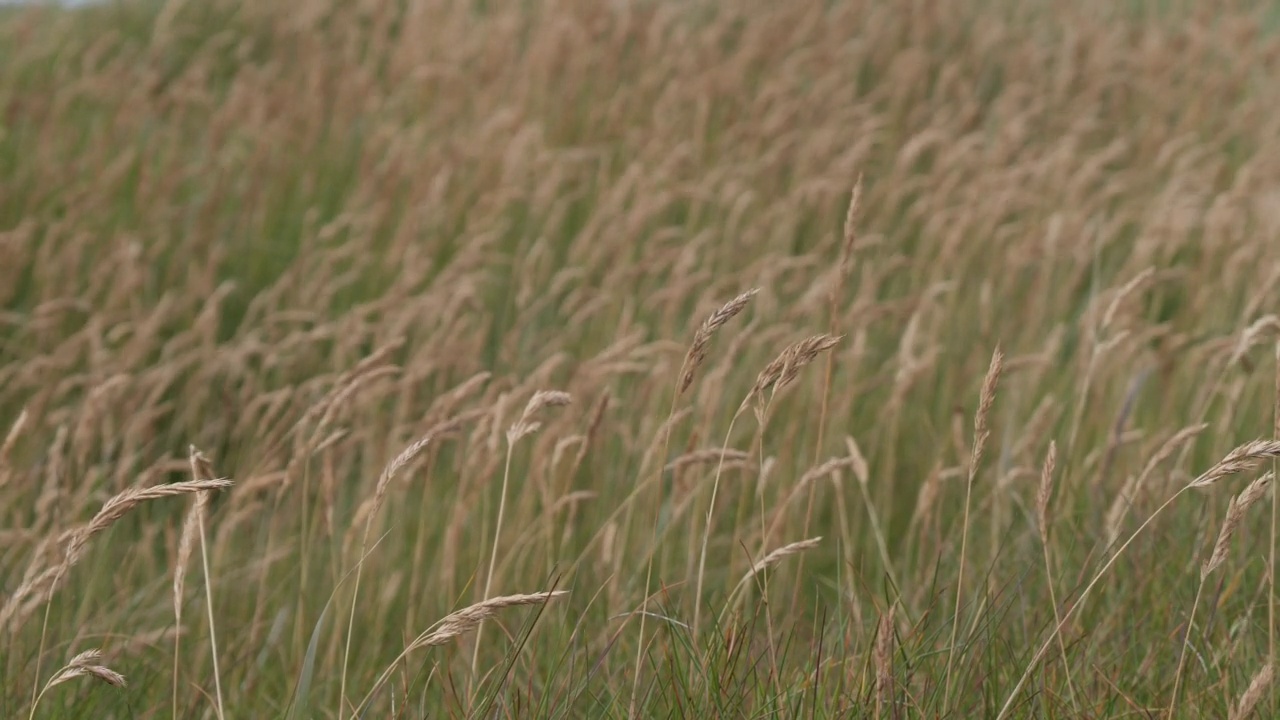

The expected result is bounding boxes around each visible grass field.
[3,0,1280,717]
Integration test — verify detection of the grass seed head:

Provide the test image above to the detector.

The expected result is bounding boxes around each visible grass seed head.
[1202,471,1273,579]
[680,288,760,395]
[508,390,572,443]
[408,591,569,651]
[1230,663,1274,720]
[969,346,1004,477]
[45,649,127,690]
[1036,441,1057,544]
[1190,440,1280,489]
[744,334,842,412]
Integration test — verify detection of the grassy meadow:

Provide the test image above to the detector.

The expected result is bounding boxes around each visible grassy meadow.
[4,0,1280,717]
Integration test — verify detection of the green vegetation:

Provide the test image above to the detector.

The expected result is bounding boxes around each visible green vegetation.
[2,0,1280,717]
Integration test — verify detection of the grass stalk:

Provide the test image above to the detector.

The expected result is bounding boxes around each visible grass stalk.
[943,346,1003,708]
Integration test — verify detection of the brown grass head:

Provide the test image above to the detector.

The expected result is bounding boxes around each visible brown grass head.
[737,537,822,590]
[44,649,127,691]
[1035,441,1057,545]
[839,177,863,277]
[844,435,871,486]
[0,406,27,487]
[1202,471,1273,579]
[798,456,856,491]
[1189,440,1280,489]
[665,448,751,472]
[744,334,842,413]
[408,591,569,651]
[970,346,1004,478]
[1104,423,1208,546]
[1228,315,1280,370]
[507,390,572,443]
[680,288,760,395]
[348,430,439,549]
[874,604,896,711]
[1230,663,1274,720]
[1,476,233,632]
[293,340,406,450]
[1099,267,1155,332]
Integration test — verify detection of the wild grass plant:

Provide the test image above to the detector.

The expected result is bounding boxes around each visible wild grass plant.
[3,0,1280,717]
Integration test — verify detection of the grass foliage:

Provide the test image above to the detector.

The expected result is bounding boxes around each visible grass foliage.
[3,0,1280,717]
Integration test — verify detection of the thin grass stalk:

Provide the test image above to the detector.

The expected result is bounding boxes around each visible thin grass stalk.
[692,410,744,645]
[1273,341,1280,717]
[752,398,783,696]
[0,407,27,488]
[471,433,518,696]
[742,335,839,692]
[1170,579,1206,716]
[813,181,860,474]
[1034,442,1078,710]
[339,432,435,719]
[177,447,220,720]
[847,436,903,598]
[197,495,225,720]
[472,390,569,698]
[944,346,1003,708]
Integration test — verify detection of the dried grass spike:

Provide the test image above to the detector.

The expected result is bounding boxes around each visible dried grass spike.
[508,390,572,443]
[0,406,27,486]
[874,604,896,712]
[356,590,568,716]
[1105,424,1209,545]
[665,448,751,472]
[1100,267,1155,331]
[45,649,127,690]
[1230,663,1274,720]
[739,537,822,588]
[970,347,1004,476]
[1203,471,1274,578]
[410,591,569,650]
[840,177,863,270]
[348,431,437,547]
[1190,440,1280,489]
[745,334,842,410]
[33,647,127,715]
[680,288,759,394]
[1229,315,1280,369]
[798,457,855,490]
[1036,441,1057,544]
[844,436,870,486]
[779,334,843,390]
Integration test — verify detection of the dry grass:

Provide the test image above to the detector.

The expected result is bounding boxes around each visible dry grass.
[730,536,822,603]
[1233,663,1275,720]
[3,0,1280,717]
[29,647,127,719]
